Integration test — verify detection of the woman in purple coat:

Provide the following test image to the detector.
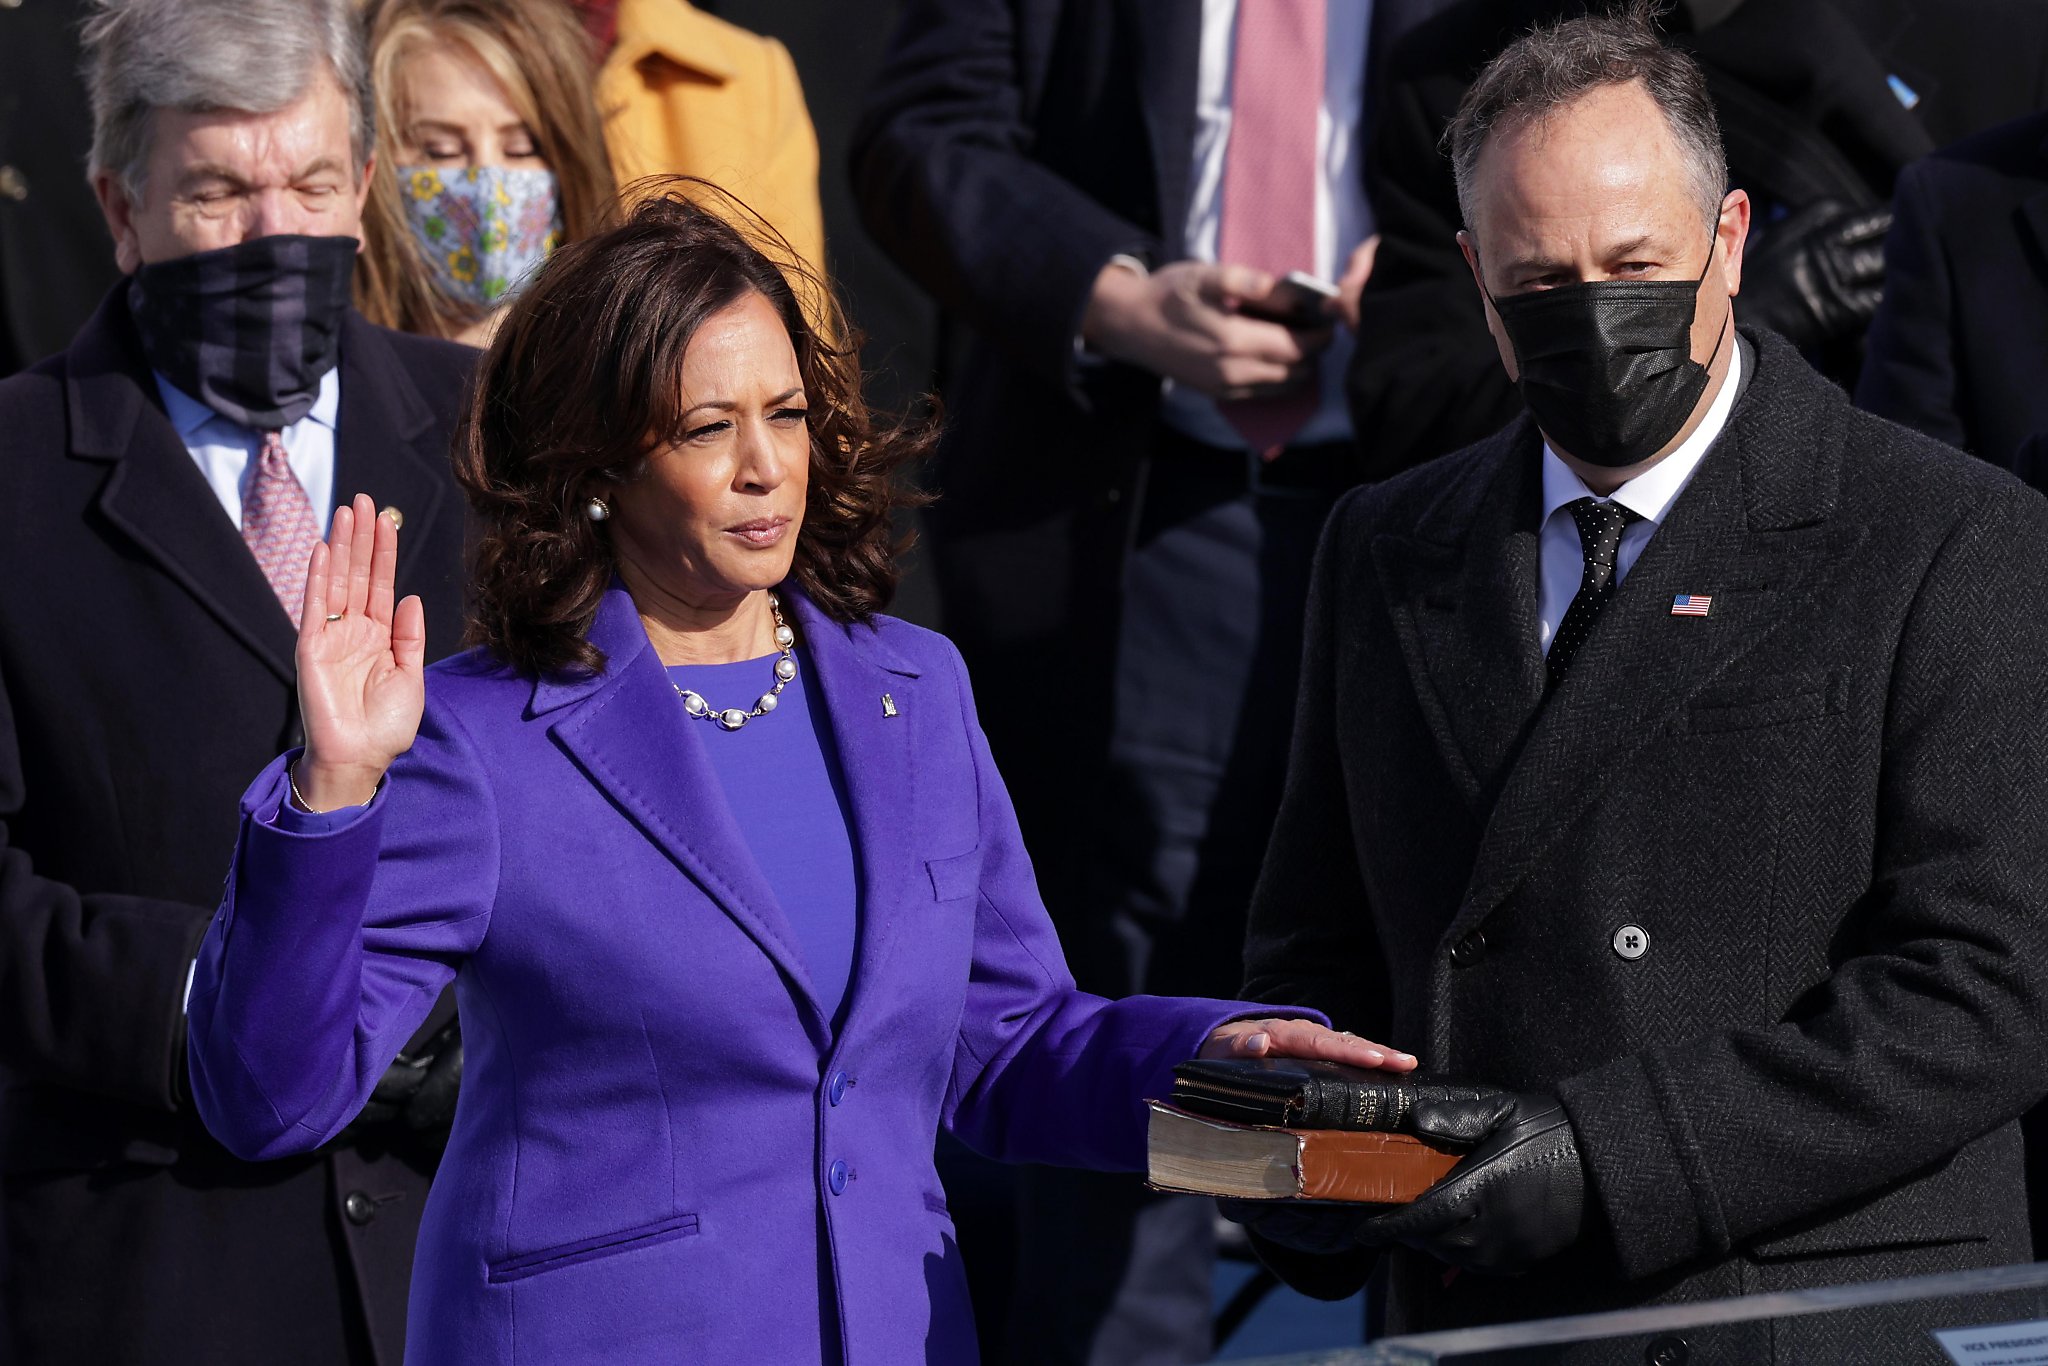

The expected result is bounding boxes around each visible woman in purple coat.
[185,187,1410,1365]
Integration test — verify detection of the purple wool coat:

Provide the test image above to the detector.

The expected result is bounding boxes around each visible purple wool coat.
[187,588,1279,1364]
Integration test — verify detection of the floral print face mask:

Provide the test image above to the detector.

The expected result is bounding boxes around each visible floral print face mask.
[397,165,563,311]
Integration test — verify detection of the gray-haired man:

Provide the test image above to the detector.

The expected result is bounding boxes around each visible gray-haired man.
[0,2,471,1361]
[1231,8,2048,1361]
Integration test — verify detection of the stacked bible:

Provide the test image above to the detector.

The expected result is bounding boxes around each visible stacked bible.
[1146,1059,1484,1204]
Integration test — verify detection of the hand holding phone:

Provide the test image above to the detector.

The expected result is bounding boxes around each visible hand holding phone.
[1240,270,1341,327]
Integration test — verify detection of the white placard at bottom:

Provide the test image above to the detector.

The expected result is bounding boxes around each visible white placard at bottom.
[1935,1319,2048,1366]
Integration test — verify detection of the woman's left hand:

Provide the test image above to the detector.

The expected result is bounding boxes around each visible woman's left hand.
[1199,1017,1417,1072]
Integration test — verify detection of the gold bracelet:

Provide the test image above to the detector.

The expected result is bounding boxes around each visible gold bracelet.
[287,762,380,814]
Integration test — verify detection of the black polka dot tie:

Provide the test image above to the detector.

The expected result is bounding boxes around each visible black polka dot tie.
[1547,497,1643,686]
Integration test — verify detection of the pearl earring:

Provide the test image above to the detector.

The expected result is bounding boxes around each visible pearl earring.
[585,497,610,522]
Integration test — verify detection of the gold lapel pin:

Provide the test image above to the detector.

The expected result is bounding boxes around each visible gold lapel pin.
[881,693,898,718]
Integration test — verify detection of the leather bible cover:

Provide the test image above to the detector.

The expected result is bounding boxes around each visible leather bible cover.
[1169,1057,1493,1131]
[1146,1102,1462,1203]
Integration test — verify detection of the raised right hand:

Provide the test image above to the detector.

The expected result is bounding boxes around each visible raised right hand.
[293,493,426,811]
[1081,259,1328,398]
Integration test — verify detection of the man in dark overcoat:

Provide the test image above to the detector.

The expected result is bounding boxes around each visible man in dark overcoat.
[0,1,469,1361]
[1235,12,2048,1362]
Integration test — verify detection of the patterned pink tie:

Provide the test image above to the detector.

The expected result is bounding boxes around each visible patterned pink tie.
[242,431,322,626]
[1217,0,1327,459]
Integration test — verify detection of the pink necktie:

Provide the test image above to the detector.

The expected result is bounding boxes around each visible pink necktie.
[242,431,322,626]
[1217,0,1327,459]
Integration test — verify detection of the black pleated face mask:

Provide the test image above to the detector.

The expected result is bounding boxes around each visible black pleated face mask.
[1486,241,1728,468]
[129,233,358,430]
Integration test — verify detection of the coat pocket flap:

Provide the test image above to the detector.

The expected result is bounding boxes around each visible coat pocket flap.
[1746,1169,1984,1261]
[1683,669,1847,735]
[926,848,981,902]
[486,1212,700,1283]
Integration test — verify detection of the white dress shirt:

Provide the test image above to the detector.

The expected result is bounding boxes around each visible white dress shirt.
[156,366,340,1015]
[152,366,340,531]
[1161,0,1374,451]
[1537,340,1743,653]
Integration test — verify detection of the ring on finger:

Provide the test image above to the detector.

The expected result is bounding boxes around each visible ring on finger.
[325,613,344,622]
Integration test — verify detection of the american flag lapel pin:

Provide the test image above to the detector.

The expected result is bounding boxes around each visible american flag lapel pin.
[1671,593,1713,617]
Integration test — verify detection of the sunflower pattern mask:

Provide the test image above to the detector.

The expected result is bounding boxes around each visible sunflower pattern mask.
[398,165,563,311]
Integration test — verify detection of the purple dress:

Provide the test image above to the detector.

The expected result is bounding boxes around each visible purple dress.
[184,588,1302,1364]
[663,656,860,1027]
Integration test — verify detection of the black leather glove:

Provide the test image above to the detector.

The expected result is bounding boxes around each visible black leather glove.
[399,1017,463,1135]
[325,1017,463,1150]
[1740,198,1891,350]
[1354,1092,1586,1276]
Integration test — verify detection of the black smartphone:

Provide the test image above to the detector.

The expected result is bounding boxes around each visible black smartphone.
[1241,270,1339,327]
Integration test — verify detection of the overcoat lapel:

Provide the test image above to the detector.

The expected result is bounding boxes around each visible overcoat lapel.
[1375,426,1547,811]
[1445,334,1868,941]
[790,596,922,1042]
[64,289,298,685]
[541,589,831,1044]
[331,314,451,592]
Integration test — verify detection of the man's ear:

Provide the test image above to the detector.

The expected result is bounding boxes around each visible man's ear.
[92,170,144,275]
[1716,188,1751,298]
[1460,228,1519,382]
[1457,229,1485,293]
[354,153,375,250]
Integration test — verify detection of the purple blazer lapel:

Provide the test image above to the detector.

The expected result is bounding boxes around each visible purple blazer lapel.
[786,593,922,1039]
[535,587,830,1042]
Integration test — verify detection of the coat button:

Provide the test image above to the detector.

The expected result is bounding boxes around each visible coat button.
[1450,929,1488,967]
[1613,925,1650,961]
[344,1191,377,1226]
[0,166,24,201]
[1645,1336,1688,1366]
[828,1071,849,1106]
[828,1160,849,1196]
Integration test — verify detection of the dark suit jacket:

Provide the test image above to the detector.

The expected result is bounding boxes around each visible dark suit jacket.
[1347,0,2048,483]
[849,0,1444,953]
[0,288,472,1366]
[1244,328,2048,1363]
[1858,110,2048,478]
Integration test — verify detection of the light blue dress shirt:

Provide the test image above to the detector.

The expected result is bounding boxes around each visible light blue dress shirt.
[152,367,340,530]
[1535,342,1743,653]
[160,364,340,1014]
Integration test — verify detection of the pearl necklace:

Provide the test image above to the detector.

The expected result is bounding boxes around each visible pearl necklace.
[672,592,798,731]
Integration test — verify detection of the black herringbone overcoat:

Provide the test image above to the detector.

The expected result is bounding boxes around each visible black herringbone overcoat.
[1245,329,2048,1364]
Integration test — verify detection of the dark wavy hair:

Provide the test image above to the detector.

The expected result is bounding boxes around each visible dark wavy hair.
[455,178,934,677]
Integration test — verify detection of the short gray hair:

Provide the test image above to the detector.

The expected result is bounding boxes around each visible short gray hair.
[1446,4,1727,233]
[83,0,374,198]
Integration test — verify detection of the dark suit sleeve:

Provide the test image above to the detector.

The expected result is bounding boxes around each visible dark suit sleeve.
[0,660,213,1110]
[1237,489,1389,1299]
[1345,71,1521,482]
[1855,159,1970,450]
[1559,482,2048,1280]
[848,0,1160,398]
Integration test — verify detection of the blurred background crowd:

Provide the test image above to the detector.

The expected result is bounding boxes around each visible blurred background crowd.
[2,0,2046,1362]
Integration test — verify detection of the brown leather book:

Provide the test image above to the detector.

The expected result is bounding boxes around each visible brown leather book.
[1145,1101,1461,1204]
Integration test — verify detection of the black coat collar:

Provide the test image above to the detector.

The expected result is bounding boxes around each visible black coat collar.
[62,287,453,685]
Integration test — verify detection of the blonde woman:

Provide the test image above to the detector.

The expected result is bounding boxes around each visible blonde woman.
[356,0,616,345]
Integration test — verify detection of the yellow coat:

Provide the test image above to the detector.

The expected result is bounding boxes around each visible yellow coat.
[598,0,826,274]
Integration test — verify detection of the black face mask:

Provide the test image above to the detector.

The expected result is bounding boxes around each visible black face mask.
[129,234,358,430]
[1486,243,1728,468]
